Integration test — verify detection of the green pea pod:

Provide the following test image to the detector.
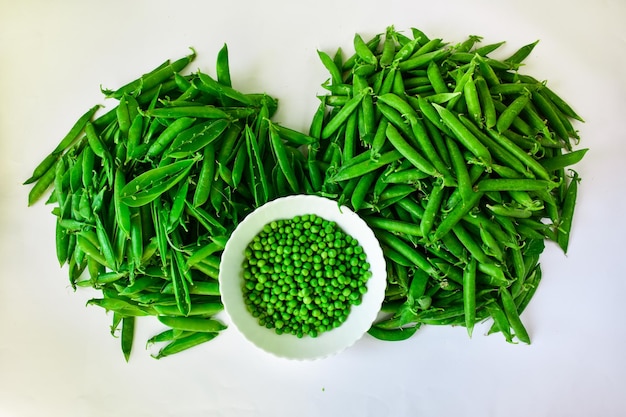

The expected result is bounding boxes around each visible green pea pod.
[196,72,254,106]
[87,297,155,317]
[104,49,196,99]
[157,316,227,332]
[192,144,215,207]
[25,104,101,185]
[120,157,197,207]
[269,123,299,193]
[146,117,196,158]
[94,215,117,271]
[367,324,419,341]
[216,43,232,88]
[166,118,230,158]
[27,159,57,206]
[153,332,219,359]
[152,302,223,317]
[167,179,189,231]
[557,171,580,253]
[121,316,135,362]
[113,169,132,238]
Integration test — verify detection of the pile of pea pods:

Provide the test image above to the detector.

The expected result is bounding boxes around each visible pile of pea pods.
[25,26,586,359]
[308,26,585,342]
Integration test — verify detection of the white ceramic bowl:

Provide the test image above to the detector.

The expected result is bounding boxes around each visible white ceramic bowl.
[219,195,387,360]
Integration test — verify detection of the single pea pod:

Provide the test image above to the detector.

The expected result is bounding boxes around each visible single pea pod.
[166,118,230,158]
[153,331,219,359]
[120,157,198,207]
[157,316,227,332]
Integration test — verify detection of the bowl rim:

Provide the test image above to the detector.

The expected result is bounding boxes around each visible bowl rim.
[218,194,387,361]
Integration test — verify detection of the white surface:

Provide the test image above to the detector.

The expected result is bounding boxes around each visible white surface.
[219,195,387,360]
[1,0,625,416]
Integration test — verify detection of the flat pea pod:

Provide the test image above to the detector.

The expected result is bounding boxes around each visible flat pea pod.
[367,324,419,341]
[433,103,492,167]
[153,331,219,359]
[146,117,196,158]
[166,118,230,158]
[120,157,197,207]
[557,170,579,254]
[157,316,227,332]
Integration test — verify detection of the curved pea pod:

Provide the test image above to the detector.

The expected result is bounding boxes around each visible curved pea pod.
[153,331,219,359]
[113,168,132,237]
[166,118,230,158]
[120,157,198,207]
[433,103,492,167]
[103,48,196,99]
[27,159,57,206]
[196,71,254,106]
[87,297,156,316]
[367,324,419,341]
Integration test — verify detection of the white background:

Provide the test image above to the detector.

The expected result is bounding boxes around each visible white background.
[1,0,625,416]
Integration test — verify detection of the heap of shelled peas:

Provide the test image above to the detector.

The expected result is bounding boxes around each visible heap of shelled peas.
[25,26,585,359]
